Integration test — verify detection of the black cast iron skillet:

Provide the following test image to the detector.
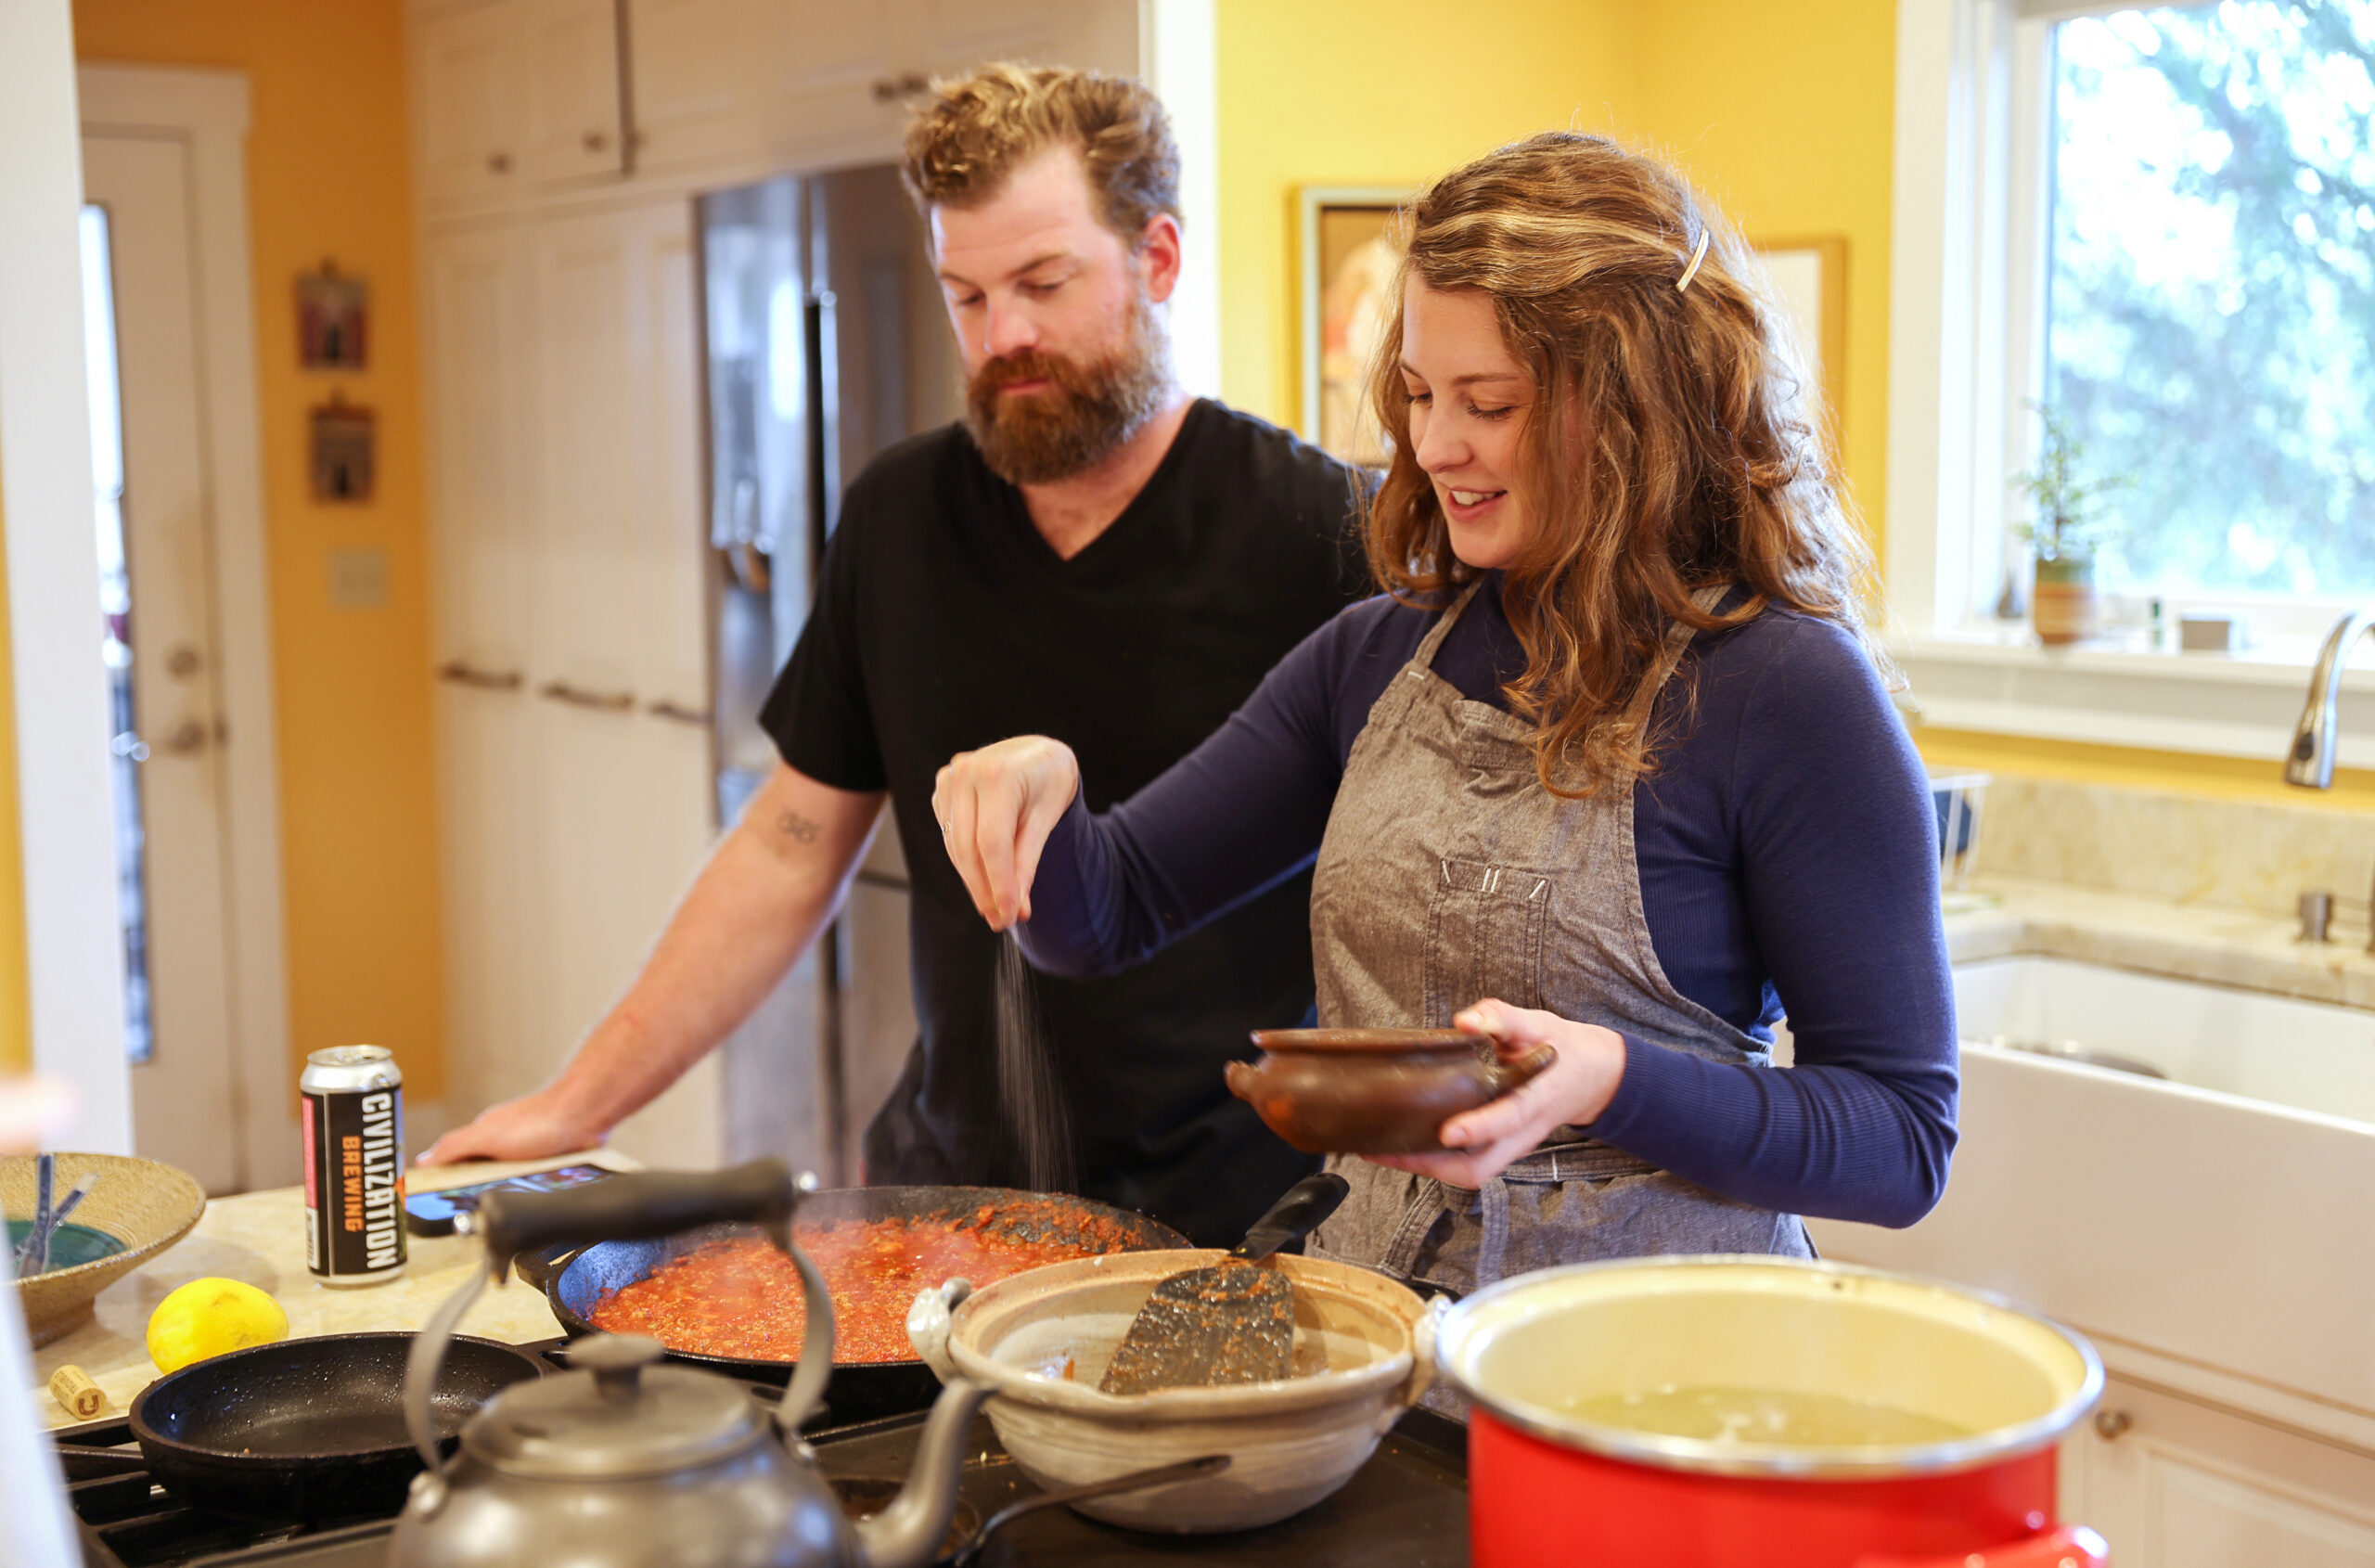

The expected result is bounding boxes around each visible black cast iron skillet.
[518,1184,1189,1424]
[58,1331,544,1520]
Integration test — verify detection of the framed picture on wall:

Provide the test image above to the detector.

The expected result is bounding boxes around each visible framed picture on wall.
[309,397,376,502]
[296,262,368,371]
[1751,235,1847,431]
[1299,186,1410,467]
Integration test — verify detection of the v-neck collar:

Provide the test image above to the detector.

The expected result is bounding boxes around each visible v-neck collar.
[984,398,1213,578]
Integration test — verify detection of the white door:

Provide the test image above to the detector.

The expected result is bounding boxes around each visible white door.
[79,132,243,1194]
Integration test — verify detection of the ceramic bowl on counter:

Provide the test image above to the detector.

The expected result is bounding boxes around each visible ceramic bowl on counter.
[6,1152,207,1347]
[908,1249,1439,1532]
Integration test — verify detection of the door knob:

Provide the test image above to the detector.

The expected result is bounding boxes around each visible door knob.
[162,720,208,755]
[166,646,201,678]
[582,130,610,153]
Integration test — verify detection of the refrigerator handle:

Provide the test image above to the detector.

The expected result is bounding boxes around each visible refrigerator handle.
[803,284,851,1187]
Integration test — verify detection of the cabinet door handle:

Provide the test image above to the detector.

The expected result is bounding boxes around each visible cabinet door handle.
[438,662,524,692]
[486,150,513,175]
[540,680,635,713]
[581,130,610,153]
[869,72,929,103]
[647,699,712,726]
[2092,1408,2133,1441]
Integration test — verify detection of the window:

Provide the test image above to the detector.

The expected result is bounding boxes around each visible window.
[1884,0,2375,765]
[2046,2,2375,600]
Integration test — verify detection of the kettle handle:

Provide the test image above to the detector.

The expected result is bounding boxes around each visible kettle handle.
[403,1160,823,1507]
[476,1160,801,1273]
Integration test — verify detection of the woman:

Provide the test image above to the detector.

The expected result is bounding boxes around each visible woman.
[934,133,1955,1296]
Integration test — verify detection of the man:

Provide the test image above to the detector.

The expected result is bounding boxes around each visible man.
[422,64,1365,1246]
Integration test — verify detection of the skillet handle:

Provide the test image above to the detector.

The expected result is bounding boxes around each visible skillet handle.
[477,1160,802,1277]
[507,1240,584,1293]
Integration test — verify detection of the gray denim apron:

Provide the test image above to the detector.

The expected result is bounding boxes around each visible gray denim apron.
[1303,579,1812,1320]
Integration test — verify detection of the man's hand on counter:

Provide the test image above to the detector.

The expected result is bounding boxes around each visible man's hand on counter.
[418,1089,607,1166]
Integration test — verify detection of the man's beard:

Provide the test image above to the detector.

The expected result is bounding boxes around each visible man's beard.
[964,291,1173,486]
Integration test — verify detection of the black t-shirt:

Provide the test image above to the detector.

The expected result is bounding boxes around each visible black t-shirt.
[761,399,1368,1245]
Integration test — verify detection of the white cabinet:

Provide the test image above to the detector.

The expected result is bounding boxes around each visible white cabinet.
[416,1,525,212]
[423,198,718,1164]
[2063,1377,2375,1566]
[767,0,1134,154]
[622,0,765,172]
[415,0,626,215]
[522,0,627,183]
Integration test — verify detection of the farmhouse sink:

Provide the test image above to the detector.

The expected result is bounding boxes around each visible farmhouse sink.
[1955,954,2375,1121]
[1809,955,2375,1414]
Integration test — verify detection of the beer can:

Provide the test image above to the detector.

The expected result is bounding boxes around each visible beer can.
[300,1045,406,1285]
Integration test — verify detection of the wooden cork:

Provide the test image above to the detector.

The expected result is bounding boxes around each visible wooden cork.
[49,1364,107,1420]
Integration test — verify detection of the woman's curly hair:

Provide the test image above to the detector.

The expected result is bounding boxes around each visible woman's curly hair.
[1365,132,1883,798]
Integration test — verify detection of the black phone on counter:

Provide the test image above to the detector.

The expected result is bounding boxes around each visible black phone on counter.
[404,1163,612,1236]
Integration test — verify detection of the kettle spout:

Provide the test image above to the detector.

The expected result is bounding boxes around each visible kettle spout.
[850,1375,993,1568]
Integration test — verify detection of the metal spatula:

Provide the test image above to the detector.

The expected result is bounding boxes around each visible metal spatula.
[1098,1172,1350,1395]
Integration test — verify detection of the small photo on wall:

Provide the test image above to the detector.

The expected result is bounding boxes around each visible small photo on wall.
[296,263,368,370]
[1300,187,1410,468]
[310,399,376,502]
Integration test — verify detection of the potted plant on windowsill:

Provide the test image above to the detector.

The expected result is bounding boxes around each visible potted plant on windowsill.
[2013,404,2129,647]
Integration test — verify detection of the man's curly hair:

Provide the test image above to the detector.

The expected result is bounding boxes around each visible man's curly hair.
[900,62,1179,246]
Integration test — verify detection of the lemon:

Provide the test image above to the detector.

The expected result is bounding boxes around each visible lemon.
[146,1277,290,1374]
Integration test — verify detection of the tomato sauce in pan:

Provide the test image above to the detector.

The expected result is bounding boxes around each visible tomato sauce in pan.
[586,1205,1136,1364]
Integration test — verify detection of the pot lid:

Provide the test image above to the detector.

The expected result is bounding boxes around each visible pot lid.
[464,1333,770,1480]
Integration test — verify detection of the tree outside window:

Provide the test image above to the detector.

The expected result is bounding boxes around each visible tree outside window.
[2047,0,2375,599]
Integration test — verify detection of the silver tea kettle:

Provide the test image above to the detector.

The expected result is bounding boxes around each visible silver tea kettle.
[389,1160,990,1568]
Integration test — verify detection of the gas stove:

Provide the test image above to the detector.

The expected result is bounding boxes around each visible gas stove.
[55,1339,1470,1566]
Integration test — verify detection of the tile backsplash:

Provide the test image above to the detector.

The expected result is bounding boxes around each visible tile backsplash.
[1975,775,2375,921]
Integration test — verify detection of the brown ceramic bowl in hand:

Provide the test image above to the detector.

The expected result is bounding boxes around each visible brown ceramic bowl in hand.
[1225,1028,1559,1156]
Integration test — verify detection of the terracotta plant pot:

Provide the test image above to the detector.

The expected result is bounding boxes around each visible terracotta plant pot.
[1224,1028,1558,1155]
[2031,557,2097,646]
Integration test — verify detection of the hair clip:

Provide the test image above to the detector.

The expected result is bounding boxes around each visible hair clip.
[1676,229,1711,292]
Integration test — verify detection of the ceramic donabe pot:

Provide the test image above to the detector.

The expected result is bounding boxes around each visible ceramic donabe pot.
[1435,1257,2110,1568]
[1225,1028,1556,1154]
[908,1250,1440,1533]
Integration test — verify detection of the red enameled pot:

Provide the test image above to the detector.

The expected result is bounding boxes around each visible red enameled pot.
[1433,1257,2111,1568]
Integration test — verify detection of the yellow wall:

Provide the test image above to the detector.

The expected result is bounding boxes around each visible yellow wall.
[71,0,447,1097]
[0,467,26,1075]
[1213,0,2371,813]
[1214,0,1645,431]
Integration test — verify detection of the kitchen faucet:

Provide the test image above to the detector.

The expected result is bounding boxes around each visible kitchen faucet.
[2285,610,2373,790]
[2286,610,2375,953]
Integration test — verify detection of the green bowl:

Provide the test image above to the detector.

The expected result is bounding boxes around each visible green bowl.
[5,1153,207,1348]
[6,1219,127,1272]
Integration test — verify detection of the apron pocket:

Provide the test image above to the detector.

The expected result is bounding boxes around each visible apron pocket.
[1422,858,1553,1024]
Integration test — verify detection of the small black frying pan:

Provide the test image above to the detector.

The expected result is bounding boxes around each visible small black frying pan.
[60,1331,543,1520]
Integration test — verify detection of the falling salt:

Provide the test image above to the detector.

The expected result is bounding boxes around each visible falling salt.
[995,932,1076,1193]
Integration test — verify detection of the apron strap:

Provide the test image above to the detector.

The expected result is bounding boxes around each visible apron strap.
[1411,577,1489,669]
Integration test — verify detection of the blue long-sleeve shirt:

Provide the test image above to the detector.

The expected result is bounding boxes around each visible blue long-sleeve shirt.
[1016,578,1958,1227]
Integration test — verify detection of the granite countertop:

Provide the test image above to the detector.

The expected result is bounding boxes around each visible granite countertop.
[1945,875,2375,1009]
[29,1150,637,1430]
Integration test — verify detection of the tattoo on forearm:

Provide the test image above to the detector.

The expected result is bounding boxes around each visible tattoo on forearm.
[777,809,821,844]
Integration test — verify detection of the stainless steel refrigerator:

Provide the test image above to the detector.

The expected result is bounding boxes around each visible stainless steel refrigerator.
[699,163,963,1184]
